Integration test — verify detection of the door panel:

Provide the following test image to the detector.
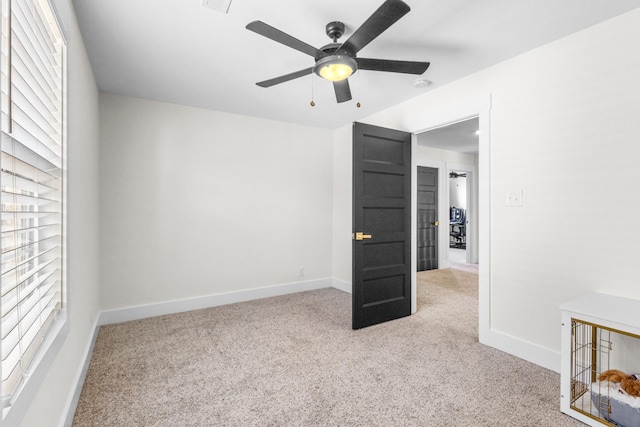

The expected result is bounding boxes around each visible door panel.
[363,208,404,231]
[363,242,405,268]
[353,122,412,329]
[417,166,438,271]
[363,171,404,197]
[362,137,405,164]
[362,274,405,305]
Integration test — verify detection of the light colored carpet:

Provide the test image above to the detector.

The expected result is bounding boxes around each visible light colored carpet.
[448,248,478,274]
[72,269,583,426]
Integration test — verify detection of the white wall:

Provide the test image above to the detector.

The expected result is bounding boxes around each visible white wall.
[19,0,101,426]
[332,7,640,369]
[331,125,352,286]
[449,176,467,209]
[415,146,475,166]
[99,94,334,312]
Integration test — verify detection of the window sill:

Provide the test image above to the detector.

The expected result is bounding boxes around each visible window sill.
[2,310,69,427]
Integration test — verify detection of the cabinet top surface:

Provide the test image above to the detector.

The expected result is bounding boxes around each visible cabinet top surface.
[560,293,640,329]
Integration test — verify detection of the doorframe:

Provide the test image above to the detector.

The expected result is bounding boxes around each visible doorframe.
[408,95,491,346]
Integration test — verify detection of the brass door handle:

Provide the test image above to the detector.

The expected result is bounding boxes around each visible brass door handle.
[355,232,372,241]
[434,221,439,227]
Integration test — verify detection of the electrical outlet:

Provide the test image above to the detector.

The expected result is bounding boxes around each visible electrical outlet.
[298,266,304,277]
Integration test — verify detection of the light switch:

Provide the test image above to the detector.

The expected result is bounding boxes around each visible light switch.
[506,190,523,207]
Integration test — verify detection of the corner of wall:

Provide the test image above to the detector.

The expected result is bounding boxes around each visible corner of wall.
[331,125,353,284]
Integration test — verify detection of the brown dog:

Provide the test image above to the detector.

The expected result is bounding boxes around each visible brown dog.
[598,369,640,397]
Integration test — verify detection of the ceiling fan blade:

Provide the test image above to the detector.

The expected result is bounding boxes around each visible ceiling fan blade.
[256,67,314,88]
[246,21,326,58]
[333,80,352,103]
[357,58,430,74]
[336,0,410,56]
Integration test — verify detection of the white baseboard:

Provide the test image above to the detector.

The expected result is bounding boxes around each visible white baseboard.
[482,328,560,373]
[99,278,334,326]
[331,278,351,294]
[62,317,100,427]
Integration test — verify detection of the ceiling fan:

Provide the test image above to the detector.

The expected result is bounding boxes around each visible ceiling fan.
[246,0,430,103]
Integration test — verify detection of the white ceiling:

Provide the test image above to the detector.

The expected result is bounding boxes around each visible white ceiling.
[418,117,479,154]
[72,0,640,130]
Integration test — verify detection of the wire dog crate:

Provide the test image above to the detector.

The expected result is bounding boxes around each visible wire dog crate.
[561,294,640,427]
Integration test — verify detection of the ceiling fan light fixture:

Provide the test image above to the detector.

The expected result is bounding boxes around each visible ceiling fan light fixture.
[315,55,357,82]
[319,63,352,81]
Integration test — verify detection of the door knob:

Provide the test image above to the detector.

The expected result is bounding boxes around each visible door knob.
[355,232,372,241]
[434,221,440,226]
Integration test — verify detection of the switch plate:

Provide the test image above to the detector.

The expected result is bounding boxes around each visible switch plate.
[506,190,523,207]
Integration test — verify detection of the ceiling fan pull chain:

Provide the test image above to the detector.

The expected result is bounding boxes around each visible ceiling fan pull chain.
[310,69,316,107]
[356,71,361,108]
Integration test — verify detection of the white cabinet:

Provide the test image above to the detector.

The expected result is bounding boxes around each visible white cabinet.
[560,293,640,427]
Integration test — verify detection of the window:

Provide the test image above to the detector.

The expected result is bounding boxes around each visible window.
[0,0,66,420]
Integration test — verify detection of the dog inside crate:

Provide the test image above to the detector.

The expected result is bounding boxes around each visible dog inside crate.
[570,320,640,427]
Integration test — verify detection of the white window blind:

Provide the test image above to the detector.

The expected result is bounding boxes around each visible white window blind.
[0,0,65,405]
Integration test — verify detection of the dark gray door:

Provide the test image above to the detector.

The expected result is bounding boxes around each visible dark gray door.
[417,166,438,271]
[352,122,412,329]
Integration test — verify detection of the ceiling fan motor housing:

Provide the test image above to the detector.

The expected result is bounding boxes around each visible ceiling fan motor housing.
[316,24,357,82]
[319,42,341,56]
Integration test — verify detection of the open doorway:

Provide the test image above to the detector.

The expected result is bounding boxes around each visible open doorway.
[414,117,479,273]
[401,94,489,345]
[448,168,478,273]
[449,169,468,258]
